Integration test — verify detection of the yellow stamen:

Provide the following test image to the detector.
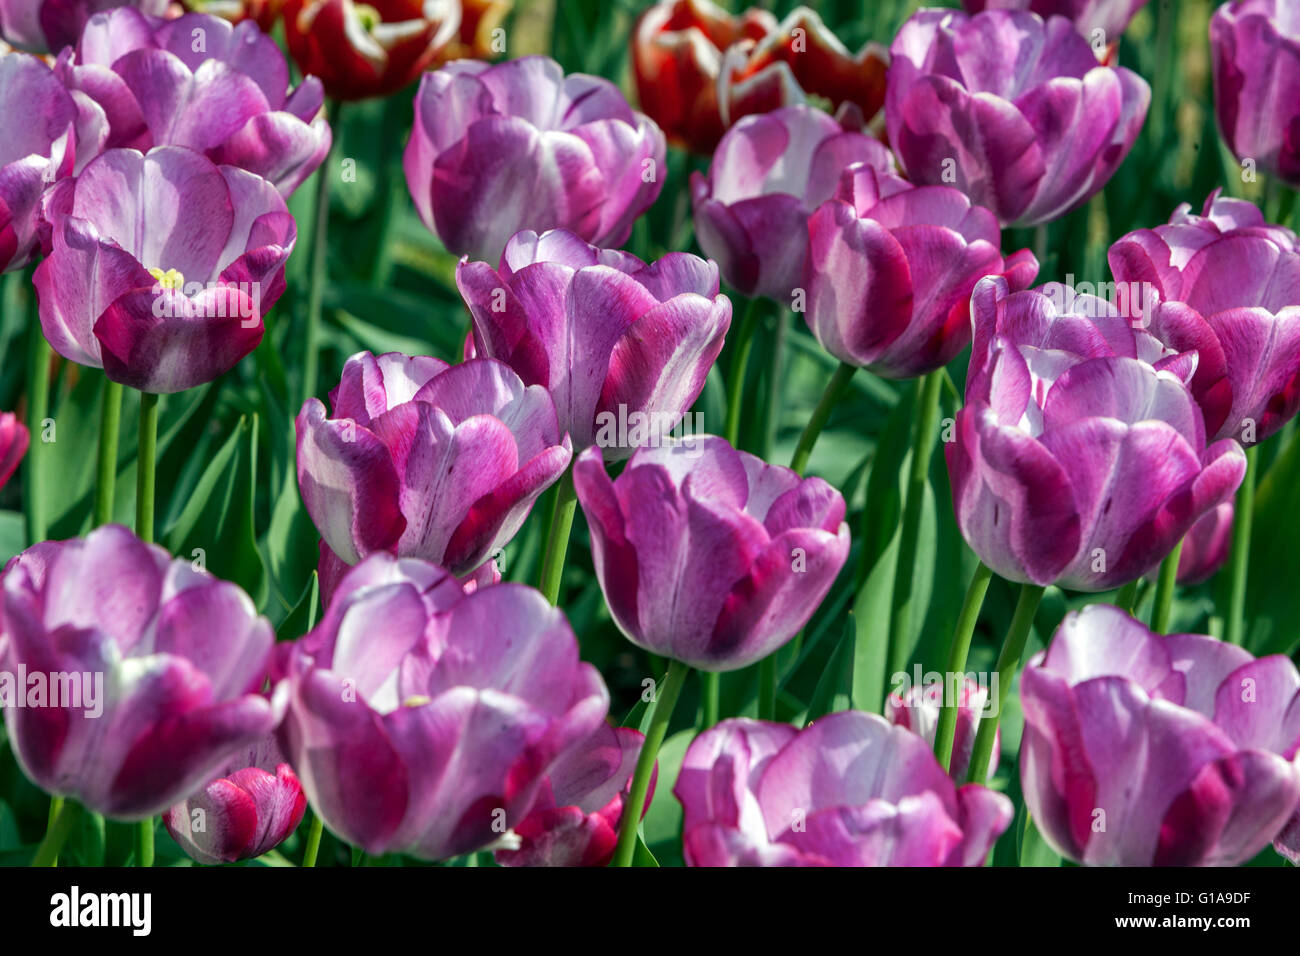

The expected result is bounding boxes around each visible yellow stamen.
[354,3,382,30]
[402,694,431,708]
[148,267,185,291]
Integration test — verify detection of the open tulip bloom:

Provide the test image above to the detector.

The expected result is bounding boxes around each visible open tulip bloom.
[1021,605,1300,866]
[276,553,610,860]
[35,145,296,393]
[947,275,1246,590]
[52,9,332,197]
[887,9,1150,227]
[0,0,167,53]
[674,712,1013,866]
[961,1,1151,48]
[405,55,666,263]
[296,350,572,588]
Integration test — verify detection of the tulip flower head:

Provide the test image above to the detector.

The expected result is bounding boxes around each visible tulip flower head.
[283,0,460,100]
[0,0,167,53]
[54,9,332,196]
[1109,190,1300,446]
[0,525,281,820]
[886,675,999,783]
[277,553,611,860]
[573,436,850,672]
[961,1,1151,53]
[297,351,572,587]
[1021,605,1300,866]
[692,103,895,302]
[887,9,1150,227]
[495,724,650,867]
[35,145,296,393]
[803,162,1038,378]
[405,55,666,263]
[163,736,307,865]
[0,412,29,494]
[456,229,731,458]
[1212,0,1300,188]
[946,275,1246,590]
[675,712,1014,866]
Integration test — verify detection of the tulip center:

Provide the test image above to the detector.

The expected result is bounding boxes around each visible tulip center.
[148,267,185,292]
[402,694,431,708]
[354,3,382,30]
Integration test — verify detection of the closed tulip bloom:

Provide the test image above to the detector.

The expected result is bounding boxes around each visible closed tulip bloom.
[283,0,459,101]
[0,525,280,820]
[405,56,666,263]
[630,0,776,154]
[0,53,100,273]
[0,412,29,493]
[804,162,1038,378]
[1175,501,1234,585]
[456,230,730,457]
[1108,190,1300,445]
[961,1,1150,47]
[54,9,331,196]
[885,676,998,782]
[0,0,166,52]
[297,352,570,584]
[675,713,1014,866]
[1212,0,1300,187]
[887,9,1149,227]
[495,724,650,867]
[34,146,295,393]
[946,276,1246,590]
[163,737,307,865]
[1021,604,1300,866]
[691,104,894,302]
[277,553,610,860]
[573,437,850,672]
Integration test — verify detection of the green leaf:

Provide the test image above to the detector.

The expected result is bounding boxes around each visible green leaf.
[276,573,319,643]
[1246,435,1300,655]
[0,510,25,565]
[630,835,659,867]
[1017,810,1062,868]
[803,613,856,725]
[163,416,266,606]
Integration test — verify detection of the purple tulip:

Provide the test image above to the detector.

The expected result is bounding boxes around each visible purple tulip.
[0,0,166,53]
[0,411,29,494]
[1175,500,1234,585]
[404,55,666,263]
[885,675,998,783]
[1108,190,1300,445]
[34,145,295,393]
[887,9,1149,227]
[691,103,895,301]
[495,724,650,868]
[53,9,331,196]
[0,525,279,820]
[276,553,610,860]
[961,1,1150,47]
[675,712,1014,866]
[296,351,571,584]
[946,276,1246,590]
[0,52,101,273]
[804,162,1038,378]
[162,736,307,865]
[1021,604,1300,866]
[1212,0,1300,188]
[456,229,731,458]
[572,437,850,671]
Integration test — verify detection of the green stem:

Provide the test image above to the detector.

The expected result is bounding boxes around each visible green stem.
[966,583,1045,785]
[136,818,154,868]
[301,100,339,407]
[610,659,689,867]
[724,299,763,447]
[1151,538,1184,634]
[538,467,576,605]
[760,309,789,461]
[24,322,50,545]
[45,797,64,867]
[789,361,856,476]
[302,814,324,868]
[135,392,159,543]
[700,671,719,728]
[31,799,79,867]
[1115,579,1140,615]
[757,655,776,721]
[94,380,123,526]
[1225,443,1257,645]
[886,370,945,675]
[933,562,993,773]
